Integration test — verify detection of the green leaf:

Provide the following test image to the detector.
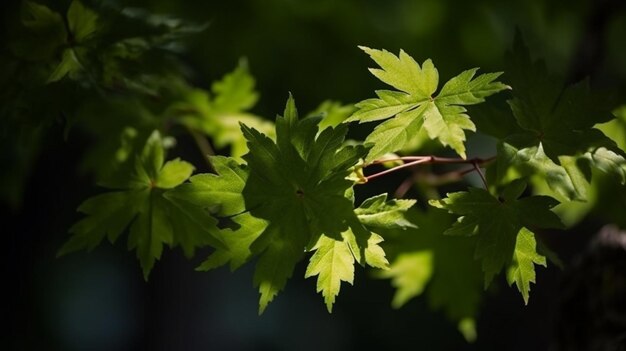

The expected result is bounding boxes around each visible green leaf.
[496,35,626,200]
[212,59,259,113]
[10,1,68,61]
[164,194,225,259]
[506,228,546,304]
[305,234,355,313]
[305,204,400,312]
[354,193,417,229]
[176,61,274,158]
[67,0,100,42]
[378,251,433,308]
[58,191,143,255]
[430,183,563,299]
[167,156,269,271]
[358,47,438,97]
[362,232,390,268]
[240,95,368,312]
[359,106,426,161]
[126,190,174,278]
[47,49,82,83]
[155,158,195,189]
[597,105,626,152]
[498,136,590,201]
[139,131,165,182]
[60,131,222,279]
[348,47,508,160]
[253,214,308,315]
[166,156,248,216]
[584,147,626,184]
[196,212,267,271]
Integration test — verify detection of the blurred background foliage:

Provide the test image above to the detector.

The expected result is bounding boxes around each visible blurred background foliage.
[3,0,626,350]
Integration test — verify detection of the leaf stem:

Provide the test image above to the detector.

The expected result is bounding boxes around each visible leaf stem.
[186,127,216,172]
[472,160,489,189]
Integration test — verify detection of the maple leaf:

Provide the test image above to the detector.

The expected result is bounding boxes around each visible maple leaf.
[305,194,415,312]
[346,46,509,161]
[380,251,433,308]
[239,95,369,313]
[430,181,564,302]
[506,228,546,304]
[59,131,224,279]
[354,193,417,229]
[305,233,355,312]
[497,35,626,200]
[165,155,269,272]
[175,60,274,158]
[165,155,249,217]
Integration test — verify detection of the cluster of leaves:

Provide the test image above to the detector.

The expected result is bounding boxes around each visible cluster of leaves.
[1,0,201,207]
[63,96,416,314]
[346,46,510,161]
[60,40,626,341]
[0,0,276,207]
[58,131,224,279]
[496,38,626,203]
[342,40,625,338]
[8,1,625,342]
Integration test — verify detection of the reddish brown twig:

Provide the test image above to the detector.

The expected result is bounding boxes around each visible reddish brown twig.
[364,155,495,190]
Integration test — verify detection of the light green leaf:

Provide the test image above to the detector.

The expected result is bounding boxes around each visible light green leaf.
[506,228,546,304]
[363,232,389,269]
[196,213,267,271]
[305,234,355,312]
[498,137,590,201]
[422,101,476,159]
[379,251,433,308]
[349,47,508,160]
[139,131,165,181]
[361,106,425,161]
[306,222,391,312]
[67,0,99,42]
[176,61,273,159]
[438,69,507,104]
[458,318,477,343]
[358,47,438,97]
[47,49,81,83]
[212,59,259,113]
[585,147,626,184]
[597,105,626,152]
[155,158,195,189]
[355,193,417,229]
